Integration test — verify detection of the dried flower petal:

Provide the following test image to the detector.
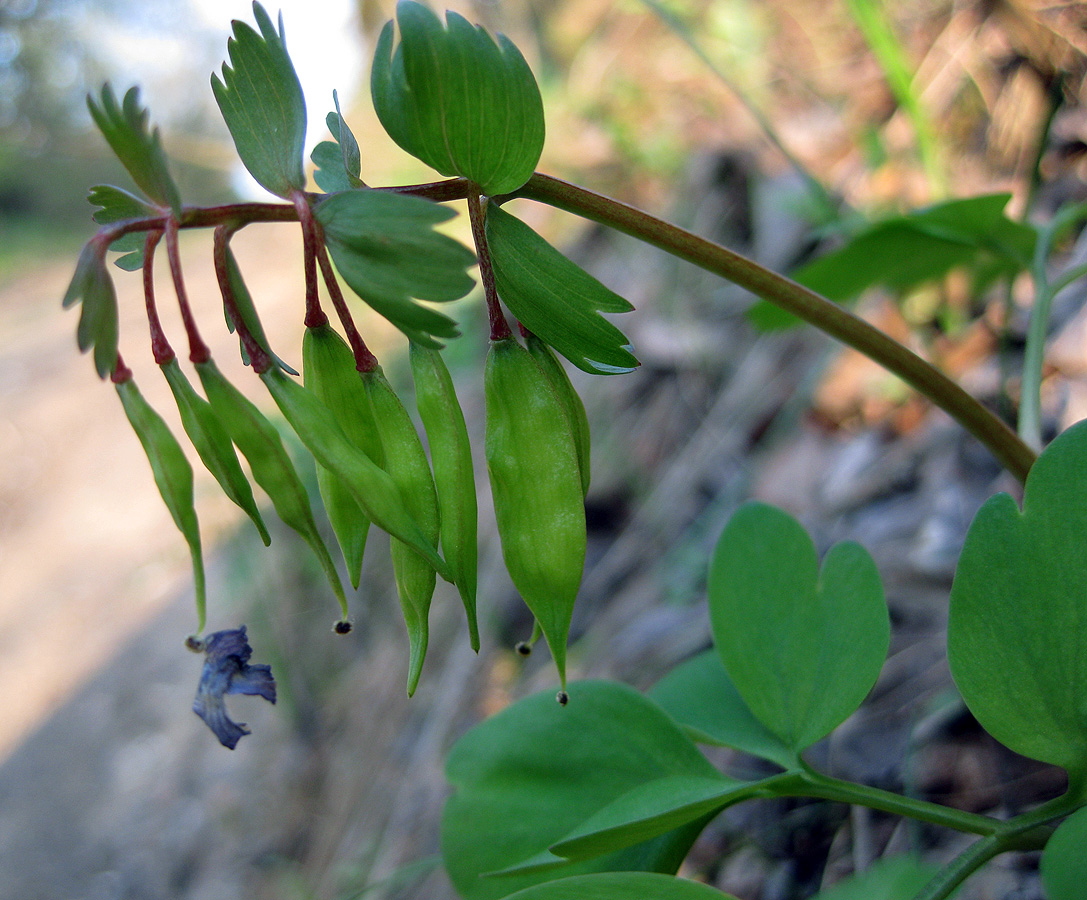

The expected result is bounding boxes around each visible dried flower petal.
[192,626,276,749]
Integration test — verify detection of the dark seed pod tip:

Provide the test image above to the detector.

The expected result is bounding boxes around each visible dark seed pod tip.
[514,641,532,656]
[556,690,569,706]
[334,619,353,635]
[185,634,206,653]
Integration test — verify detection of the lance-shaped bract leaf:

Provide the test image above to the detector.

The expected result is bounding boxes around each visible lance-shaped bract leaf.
[88,184,155,270]
[302,323,384,589]
[486,205,639,375]
[316,189,476,348]
[116,378,207,631]
[410,343,479,650]
[708,502,888,753]
[211,2,307,198]
[649,650,799,770]
[441,681,721,900]
[948,420,1087,776]
[86,84,182,215]
[371,1,544,195]
[196,359,348,621]
[161,358,270,546]
[502,873,738,900]
[1041,805,1087,900]
[62,242,119,378]
[311,91,364,193]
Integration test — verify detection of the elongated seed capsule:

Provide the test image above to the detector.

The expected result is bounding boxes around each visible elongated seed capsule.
[196,359,350,622]
[161,358,271,546]
[362,365,442,695]
[302,324,386,588]
[409,343,480,651]
[485,337,586,691]
[116,377,207,632]
[525,333,591,497]
[257,365,450,582]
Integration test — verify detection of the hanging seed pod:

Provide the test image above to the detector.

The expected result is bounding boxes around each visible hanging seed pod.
[116,377,207,632]
[196,359,350,623]
[258,365,449,585]
[409,342,480,651]
[525,332,591,497]
[161,358,271,546]
[485,336,586,691]
[302,323,386,589]
[362,365,442,695]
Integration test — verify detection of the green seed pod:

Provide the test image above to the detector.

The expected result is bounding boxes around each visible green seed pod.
[302,323,386,589]
[196,359,349,622]
[525,332,591,497]
[116,377,207,632]
[161,358,271,546]
[485,336,586,690]
[409,343,480,651]
[257,365,449,584]
[362,366,442,695]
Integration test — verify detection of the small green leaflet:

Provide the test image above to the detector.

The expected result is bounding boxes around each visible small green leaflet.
[501,872,738,900]
[311,91,364,193]
[749,193,1036,329]
[371,1,545,195]
[708,502,888,753]
[486,204,638,374]
[315,189,476,348]
[86,84,182,215]
[948,419,1087,777]
[212,2,307,199]
[62,242,119,378]
[807,855,941,900]
[88,185,154,271]
[1041,806,1087,900]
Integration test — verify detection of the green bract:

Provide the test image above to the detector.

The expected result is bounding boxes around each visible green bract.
[222,247,297,375]
[371,0,545,195]
[441,681,723,900]
[86,84,182,215]
[315,189,476,348]
[116,378,206,631]
[212,2,307,198]
[62,243,119,379]
[708,502,888,752]
[486,204,639,374]
[948,419,1087,777]
[1041,806,1087,900]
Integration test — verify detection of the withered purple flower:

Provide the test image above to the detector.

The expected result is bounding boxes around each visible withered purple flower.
[192,626,276,749]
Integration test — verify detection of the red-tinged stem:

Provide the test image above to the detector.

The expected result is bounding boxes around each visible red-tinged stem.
[140,229,174,364]
[212,224,272,374]
[466,187,510,341]
[292,191,325,328]
[165,218,211,364]
[313,231,378,372]
[111,352,133,384]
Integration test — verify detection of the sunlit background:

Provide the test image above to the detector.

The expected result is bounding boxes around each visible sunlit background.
[2,0,1085,897]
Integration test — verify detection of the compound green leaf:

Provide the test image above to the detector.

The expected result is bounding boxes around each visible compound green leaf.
[486,205,638,374]
[315,189,476,347]
[749,194,1035,330]
[212,2,307,198]
[116,378,206,631]
[442,681,719,900]
[708,502,888,752]
[371,1,544,195]
[1041,805,1087,900]
[501,872,737,900]
[62,242,119,378]
[86,85,181,214]
[649,650,799,769]
[948,420,1087,776]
